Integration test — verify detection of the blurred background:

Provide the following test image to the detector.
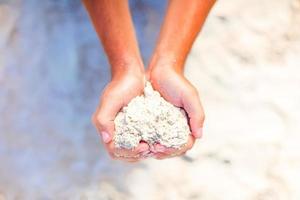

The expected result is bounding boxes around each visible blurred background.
[1,0,300,199]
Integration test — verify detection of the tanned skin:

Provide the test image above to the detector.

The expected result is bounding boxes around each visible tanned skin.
[83,0,216,161]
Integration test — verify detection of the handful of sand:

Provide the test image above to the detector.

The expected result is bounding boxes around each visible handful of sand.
[114,82,190,149]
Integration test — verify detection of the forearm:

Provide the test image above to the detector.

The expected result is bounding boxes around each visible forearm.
[150,0,215,72]
[83,0,143,77]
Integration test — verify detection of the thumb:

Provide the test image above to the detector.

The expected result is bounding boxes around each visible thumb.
[93,94,124,143]
[182,89,205,138]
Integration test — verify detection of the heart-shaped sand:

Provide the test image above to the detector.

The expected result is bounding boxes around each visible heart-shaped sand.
[114,82,190,149]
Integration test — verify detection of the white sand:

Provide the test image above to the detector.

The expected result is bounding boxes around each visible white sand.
[1,0,300,199]
[114,82,190,149]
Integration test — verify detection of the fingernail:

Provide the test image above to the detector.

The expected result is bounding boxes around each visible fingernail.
[155,145,166,152]
[101,131,111,143]
[194,128,203,138]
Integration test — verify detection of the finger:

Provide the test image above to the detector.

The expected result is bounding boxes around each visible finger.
[110,153,143,163]
[140,151,155,159]
[152,143,167,153]
[154,151,185,160]
[106,140,149,157]
[154,136,195,159]
[182,88,205,138]
[136,141,150,154]
[119,142,149,156]
[154,135,195,154]
[93,93,124,143]
[153,143,187,155]
[110,150,145,162]
[182,135,196,152]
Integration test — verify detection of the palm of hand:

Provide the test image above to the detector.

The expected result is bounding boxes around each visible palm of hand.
[148,67,205,159]
[92,71,150,162]
[93,67,204,161]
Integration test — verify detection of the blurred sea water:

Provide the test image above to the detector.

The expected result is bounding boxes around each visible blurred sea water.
[0,0,166,198]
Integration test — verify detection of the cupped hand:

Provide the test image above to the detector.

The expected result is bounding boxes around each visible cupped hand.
[148,64,205,159]
[92,68,149,162]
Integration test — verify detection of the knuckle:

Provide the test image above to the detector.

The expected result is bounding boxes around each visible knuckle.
[96,115,108,129]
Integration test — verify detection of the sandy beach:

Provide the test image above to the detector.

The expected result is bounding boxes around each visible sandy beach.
[0,0,300,199]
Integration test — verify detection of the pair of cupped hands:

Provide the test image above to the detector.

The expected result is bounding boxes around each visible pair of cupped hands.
[92,60,205,162]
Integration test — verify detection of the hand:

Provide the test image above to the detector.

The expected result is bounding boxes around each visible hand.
[147,64,205,159]
[92,68,149,162]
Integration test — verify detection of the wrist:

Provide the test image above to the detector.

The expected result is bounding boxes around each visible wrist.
[148,52,184,75]
[110,56,144,80]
